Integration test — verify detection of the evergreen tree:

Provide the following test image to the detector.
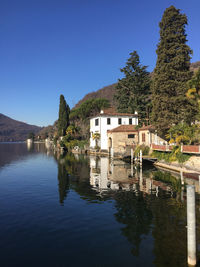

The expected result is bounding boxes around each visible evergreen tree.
[152,6,196,135]
[186,68,200,119]
[58,94,70,136]
[114,51,151,125]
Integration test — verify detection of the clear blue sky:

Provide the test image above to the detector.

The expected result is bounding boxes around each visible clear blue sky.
[1,0,199,126]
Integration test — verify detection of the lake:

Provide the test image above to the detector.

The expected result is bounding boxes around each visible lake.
[0,142,200,267]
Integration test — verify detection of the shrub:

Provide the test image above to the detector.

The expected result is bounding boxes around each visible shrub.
[134,145,150,156]
[151,149,191,163]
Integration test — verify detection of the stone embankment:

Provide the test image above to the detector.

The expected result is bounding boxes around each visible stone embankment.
[154,156,200,174]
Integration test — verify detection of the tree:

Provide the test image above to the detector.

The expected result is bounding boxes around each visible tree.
[28,132,35,140]
[57,161,70,204]
[70,98,110,121]
[58,94,70,136]
[166,122,196,145]
[152,6,196,136]
[186,68,200,119]
[92,132,100,148]
[114,51,151,125]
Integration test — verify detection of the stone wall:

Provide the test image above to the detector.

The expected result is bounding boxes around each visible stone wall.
[107,131,138,154]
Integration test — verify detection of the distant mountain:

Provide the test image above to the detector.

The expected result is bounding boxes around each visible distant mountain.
[190,61,200,72]
[0,114,42,142]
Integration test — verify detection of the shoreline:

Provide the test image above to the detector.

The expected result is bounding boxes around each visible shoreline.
[154,160,200,175]
[72,148,200,175]
[154,161,199,174]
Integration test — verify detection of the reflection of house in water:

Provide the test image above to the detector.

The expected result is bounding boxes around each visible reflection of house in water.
[90,157,174,196]
[90,157,119,192]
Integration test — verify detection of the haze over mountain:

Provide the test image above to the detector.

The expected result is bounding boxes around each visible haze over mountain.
[0,113,42,142]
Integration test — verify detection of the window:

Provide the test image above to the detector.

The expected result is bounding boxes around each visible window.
[128,134,135,138]
[95,119,99,126]
[107,118,111,125]
[118,118,122,125]
[142,133,145,142]
[129,118,132,125]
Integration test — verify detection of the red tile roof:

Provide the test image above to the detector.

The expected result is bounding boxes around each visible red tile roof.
[107,124,155,133]
[102,112,136,117]
[101,107,136,117]
[90,107,138,119]
[107,125,138,133]
[138,125,155,131]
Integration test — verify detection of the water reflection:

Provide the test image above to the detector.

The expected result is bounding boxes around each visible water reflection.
[0,142,54,169]
[114,189,153,257]
[57,162,70,204]
[88,156,200,266]
[1,143,200,267]
[89,157,178,197]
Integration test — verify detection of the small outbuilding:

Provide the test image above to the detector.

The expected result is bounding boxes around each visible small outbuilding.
[107,124,166,155]
[107,125,138,154]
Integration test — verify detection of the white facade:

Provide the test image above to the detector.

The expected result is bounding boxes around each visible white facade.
[89,157,174,195]
[90,110,138,150]
[90,157,120,192]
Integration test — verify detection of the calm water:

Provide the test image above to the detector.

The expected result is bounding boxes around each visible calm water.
[0,143,200,267]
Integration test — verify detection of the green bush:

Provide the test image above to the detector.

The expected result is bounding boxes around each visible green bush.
[53,136,58,146]
[151,149,191,163]
[59,140,65,148]
[63,139,88,150]
[176,152,191,163]
[134,145,150,156]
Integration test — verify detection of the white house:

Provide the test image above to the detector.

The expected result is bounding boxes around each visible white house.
[90,108,138,151]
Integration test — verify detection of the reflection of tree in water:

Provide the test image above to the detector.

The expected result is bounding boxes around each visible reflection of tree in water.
[151,196,187,267]
[114,191,152,256]
[150,170,188,266]
[56,153,198,266]
[57,162,70,205]
[153,170,182,195]
[113,184,196,267]
[56,153,110,204]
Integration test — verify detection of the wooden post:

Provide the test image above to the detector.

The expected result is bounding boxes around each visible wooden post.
[180,171,184,185]
[111,148,114,158]
[187,185,196,266]
[139,167,143,190]
[140,150,142,166]
[131,148,134,164]
[131,163,134,177]
[199,175,200,193]
[155,130,158,145]
[156,186,159,197]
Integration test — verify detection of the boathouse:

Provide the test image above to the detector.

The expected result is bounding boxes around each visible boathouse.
[90,108,138,151]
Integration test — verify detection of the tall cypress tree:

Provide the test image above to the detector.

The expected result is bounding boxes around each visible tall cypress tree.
[114,51,151,125]
[152,6,196,135]
[58,94,70,136]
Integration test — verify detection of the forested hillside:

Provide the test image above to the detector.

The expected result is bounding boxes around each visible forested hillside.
[74,62,199,110]
[0,113,42,142]
[74,83,116,108]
